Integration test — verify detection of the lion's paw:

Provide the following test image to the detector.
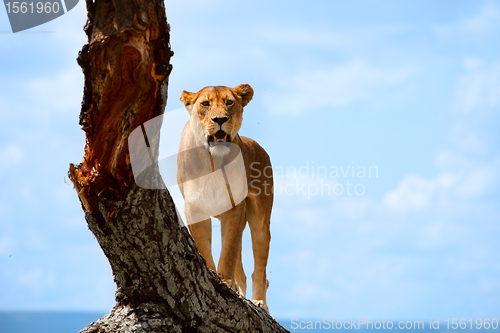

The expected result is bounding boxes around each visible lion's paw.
[235,283,245,296]
[222,278,237,291]
[252,300,269,314]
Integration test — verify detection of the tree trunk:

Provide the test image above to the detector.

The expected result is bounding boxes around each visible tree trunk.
[68,0,288,332]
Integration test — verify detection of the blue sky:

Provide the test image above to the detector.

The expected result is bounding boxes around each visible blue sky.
[1,0,499,322]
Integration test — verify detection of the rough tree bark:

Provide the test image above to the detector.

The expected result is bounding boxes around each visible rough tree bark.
[68,0,289,332]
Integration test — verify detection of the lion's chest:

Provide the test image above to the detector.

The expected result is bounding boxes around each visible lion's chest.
[180,150,248,220]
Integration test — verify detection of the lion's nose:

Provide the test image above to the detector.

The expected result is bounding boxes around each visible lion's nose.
[212,117,229,126]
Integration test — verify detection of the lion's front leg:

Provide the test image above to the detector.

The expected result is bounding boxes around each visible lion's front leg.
[185,203,216,272]
[246,195,272,314]
[217,201,247,292]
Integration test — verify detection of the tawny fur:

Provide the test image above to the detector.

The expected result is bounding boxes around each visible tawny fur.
[177,85,273,313]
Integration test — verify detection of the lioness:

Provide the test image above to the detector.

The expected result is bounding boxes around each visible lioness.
[177,84,273,313]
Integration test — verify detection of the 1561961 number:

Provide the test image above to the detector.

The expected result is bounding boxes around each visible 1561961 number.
[445,318,498,330]
[5,2,60,14]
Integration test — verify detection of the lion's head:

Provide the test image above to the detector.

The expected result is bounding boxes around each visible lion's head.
[180,84,254,157]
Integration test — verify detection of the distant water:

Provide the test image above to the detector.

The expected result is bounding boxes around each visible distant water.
[1,313,498,332]
[0,312,104,333]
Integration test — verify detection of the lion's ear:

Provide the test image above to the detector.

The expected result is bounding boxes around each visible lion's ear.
[180,90,196,107]
[232,84,254,107]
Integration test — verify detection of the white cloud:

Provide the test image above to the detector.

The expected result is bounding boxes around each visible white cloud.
[18,267,56,294]
[433,150,468,170]
[25,229,50,250]
[264,60,418,114]
[386,50,500,213]
[0,236,16,255]
[436,2,500,38]
[274,173,342,201]
[168,0,225,10]
[280,250,334,304]
[258,25,408,51]
[456,164,498,198]
[0,144,24,170]
[417,219,459,250]
[458,2,500,34]
[289,280,333,304]
[260,27,348,49]
[0,66,83,126]
[0,1,86,60]
[384,154,500,214]
[59,215,86,231]
[332,197,372,221]
[453,59,500,114]
[51,3,88,48]
[450,131,488,154]
[383,173,457,213]
[27,68,84,114]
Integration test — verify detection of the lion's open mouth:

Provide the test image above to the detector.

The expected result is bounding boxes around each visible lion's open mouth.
[208,130,231,147]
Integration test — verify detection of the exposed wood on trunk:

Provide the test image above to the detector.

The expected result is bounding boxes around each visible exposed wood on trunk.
[68,0,288,331]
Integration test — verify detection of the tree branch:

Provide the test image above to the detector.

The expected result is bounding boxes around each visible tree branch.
[68,0,288,331]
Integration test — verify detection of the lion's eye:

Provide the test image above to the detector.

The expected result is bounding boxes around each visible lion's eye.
[201,101,210,107]
[226,100,234,106]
